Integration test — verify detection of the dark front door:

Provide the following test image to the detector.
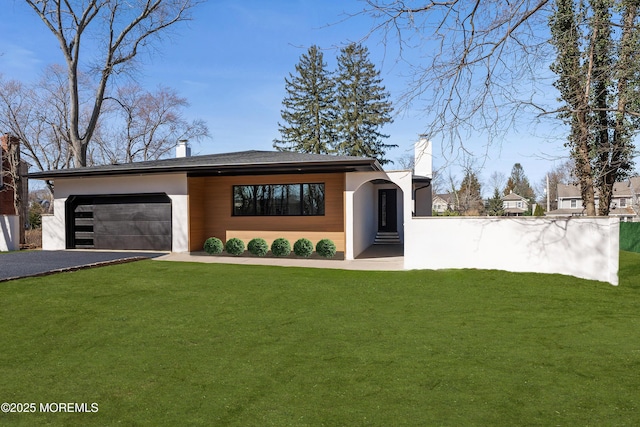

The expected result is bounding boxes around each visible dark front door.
[378,189,397,232]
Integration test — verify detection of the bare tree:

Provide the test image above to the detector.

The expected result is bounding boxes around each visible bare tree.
[488,171,507,194]
[361,0,552,149]
[0,68,79,193]
[362,1,640,216]
[25,0,203,167]
[535,159,574,209]
[93,84,210,164]
[429,168,446,195]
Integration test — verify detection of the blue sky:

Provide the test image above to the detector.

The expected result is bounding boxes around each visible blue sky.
[0,0,573,193]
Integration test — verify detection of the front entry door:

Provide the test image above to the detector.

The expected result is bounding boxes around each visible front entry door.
[378,189,397,232]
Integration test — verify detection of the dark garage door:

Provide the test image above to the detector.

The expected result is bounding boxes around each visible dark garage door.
[67,194,172,251]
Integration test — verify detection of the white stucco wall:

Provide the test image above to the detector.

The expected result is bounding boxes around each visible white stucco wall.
[345,170,413,259]
[352,181,376,258]
[404,216,620,285]
[0,215,19,252]
[43,173,189,252]
[42,210,66,250]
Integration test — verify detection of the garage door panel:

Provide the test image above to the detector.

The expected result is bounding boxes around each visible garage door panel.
[93,204,171,222]
[94,220,171,235]
[93,234,172,251]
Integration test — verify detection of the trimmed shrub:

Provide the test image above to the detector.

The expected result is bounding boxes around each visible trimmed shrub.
[316,238,337,258]
[203,237,224,255]
[271,238,291,257]
[225,238,245,256]
[293,238,314,257]
[248,238,269,256]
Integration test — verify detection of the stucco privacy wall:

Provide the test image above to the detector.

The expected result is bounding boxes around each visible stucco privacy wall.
[0,215,19,251]
[42,173,189,252]
[404,217,620,285]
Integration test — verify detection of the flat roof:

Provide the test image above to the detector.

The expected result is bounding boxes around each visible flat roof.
[29,150,383,179]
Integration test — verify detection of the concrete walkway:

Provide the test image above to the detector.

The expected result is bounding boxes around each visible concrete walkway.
[156,244,405,271]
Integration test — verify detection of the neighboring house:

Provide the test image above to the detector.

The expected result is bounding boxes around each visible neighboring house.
[29,139,434,259]
[502,191,529,216]
[546,181,638,221]
[1,134,29,251]
[432,193,456,214]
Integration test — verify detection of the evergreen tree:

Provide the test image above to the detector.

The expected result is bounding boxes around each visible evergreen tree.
[533,204,545,216]
[486,188,505,216]
[457,169,484,215]
[334,43,395,164]
[273,45,336,154]
[503,163,535,200]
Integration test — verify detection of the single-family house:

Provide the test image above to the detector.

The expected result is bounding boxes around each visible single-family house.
[29,139,434,259]
[546,182,638,221]
[1,134,28,251]
[432,193,456,214]
[502,191,529,216]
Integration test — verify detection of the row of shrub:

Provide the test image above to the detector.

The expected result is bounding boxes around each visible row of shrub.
[203,237,337,258]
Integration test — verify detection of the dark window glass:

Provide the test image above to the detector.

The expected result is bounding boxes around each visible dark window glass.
[232,183,324,216]
[303,184,325,215]
[233,186,255,215]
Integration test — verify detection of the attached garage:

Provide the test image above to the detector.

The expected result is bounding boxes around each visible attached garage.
[66,193,172,251]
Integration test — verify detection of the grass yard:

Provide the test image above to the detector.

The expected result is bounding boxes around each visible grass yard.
[1,252,640,426]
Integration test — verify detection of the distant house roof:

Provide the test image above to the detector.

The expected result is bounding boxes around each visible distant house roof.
[557,183,582,198]
[29,150,384,180]
[558,182,632,198]
[612,181,632,197]
[502,192,527,202]
[433,193,456,206]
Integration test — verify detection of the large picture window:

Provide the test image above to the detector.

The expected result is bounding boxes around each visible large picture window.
[233,183,325,216]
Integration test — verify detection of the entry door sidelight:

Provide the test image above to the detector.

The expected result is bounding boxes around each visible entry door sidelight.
[378,189,397,232]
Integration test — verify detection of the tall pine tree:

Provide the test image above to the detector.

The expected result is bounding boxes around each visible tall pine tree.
[457,169,484,215]
[334,43,395,164]
[273,45,336,154]
[503,163,535,200]
[486,188,505,216]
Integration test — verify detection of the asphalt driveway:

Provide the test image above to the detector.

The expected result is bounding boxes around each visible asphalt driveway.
[0,250,164,282]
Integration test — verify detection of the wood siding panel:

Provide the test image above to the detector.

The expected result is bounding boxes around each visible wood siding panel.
[188,177,207,251]
[188,173,345,252]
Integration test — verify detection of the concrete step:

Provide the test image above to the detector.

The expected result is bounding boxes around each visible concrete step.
[374,232,402,245]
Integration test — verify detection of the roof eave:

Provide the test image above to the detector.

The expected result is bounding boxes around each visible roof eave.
[28,158,382,180]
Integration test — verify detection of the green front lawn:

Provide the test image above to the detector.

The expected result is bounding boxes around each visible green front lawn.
[1,252,640,426]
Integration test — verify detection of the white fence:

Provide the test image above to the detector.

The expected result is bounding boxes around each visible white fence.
[404,217,619,285]
[0,215,19,252]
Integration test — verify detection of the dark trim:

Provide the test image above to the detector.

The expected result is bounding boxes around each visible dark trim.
[28,151,382,180]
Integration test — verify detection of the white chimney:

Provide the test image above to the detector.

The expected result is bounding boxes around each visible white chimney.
[176,139,191,158]
[414,135,432,178]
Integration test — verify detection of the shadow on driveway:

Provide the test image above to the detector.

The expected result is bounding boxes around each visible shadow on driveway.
[0,250,165,282]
